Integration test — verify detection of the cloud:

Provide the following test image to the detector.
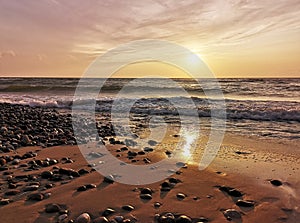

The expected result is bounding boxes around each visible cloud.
[0,50,16,59]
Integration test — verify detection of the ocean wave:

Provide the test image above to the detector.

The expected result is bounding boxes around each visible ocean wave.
[1,95,299,122]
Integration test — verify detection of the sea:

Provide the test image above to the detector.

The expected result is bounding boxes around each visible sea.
[0,77,299,140]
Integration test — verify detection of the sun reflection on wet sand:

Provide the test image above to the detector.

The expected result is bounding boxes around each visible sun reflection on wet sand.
[182,133,197,159]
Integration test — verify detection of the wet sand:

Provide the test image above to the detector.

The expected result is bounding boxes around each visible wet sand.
[0,132,299,223]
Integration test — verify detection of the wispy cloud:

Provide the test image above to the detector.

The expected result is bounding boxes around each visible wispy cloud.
[0,0,299,76]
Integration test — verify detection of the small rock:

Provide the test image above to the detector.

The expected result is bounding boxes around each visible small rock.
[122,204,135,211]
[140,187,152,195]
[176,215,192,223]
[154,202,162,208]
[236,199,255,207]
[140,194,152,200]
[41,170,53,179]
[176,193,186,200]
[102,208,115,217]
[0,198,11,205]
[23,185,39,192]
[103,175,115,183]
[270,179,282,186]
[58,214,68,222]
[159,213,175,223]
[77,185,87,192]
[161,181,171,191]
[114,216,124,223]
[223,209,242,221]
[85,184,96,189]
[75,213,91,223]
[45,203,61,213]
[27,193,44,201]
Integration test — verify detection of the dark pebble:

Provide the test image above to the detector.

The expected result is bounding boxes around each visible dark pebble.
[45,203,61,213]
[102,207,115,217]
[140,194,152,200]
[122,205,135,211]
[270,179,282,186]
[236,199,255,207]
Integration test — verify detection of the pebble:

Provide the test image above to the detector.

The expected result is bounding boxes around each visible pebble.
[176,193,186,200]
[27,193,44,201]
[122,204,135,211]
[140,187,152,195]
[77,185,87,192]
[103,175,115,183]
[45,203,61,213]
[0,198,11,205]
[219,186,243,197]
[176,215,192,223]
[158,213,175,223]
[114,216,124,223]
[154,202,162,208]
[236,199,255,207]
[161,181,171,191]
[140,194,152,200]
[23,185,39,192]
[41,170,53,179]
[75,213,91,223]
[270,179,283,186]
[58,214,68,222]
[102,207,115,217]
[223,209,242,221]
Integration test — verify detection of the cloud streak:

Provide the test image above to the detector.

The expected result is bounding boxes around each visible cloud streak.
[0,0,299,77]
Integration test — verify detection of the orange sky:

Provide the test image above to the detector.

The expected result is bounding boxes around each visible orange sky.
[0,0,299,78]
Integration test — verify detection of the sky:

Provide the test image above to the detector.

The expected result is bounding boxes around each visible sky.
[0,0,299,78]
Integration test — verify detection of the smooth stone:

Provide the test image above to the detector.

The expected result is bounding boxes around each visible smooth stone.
[102,208,115,217]
[143,147,154,152]
[45,203,61,213]
[58,214,68,222]
[154,202,162,208]
[140,194,152,200]
[85,184,96,189]
[176,193,186,200]
[140,187,152,195]
[78,169,89,175]
[75,213,91,223]
[223,209,242,220]
[0,198,11,205]
[176,215,192,223]
[41,170,53,179]
[169,177,180,184]
[23,185,39,192]
[103,175,115,183]
[228,189,243,197]
[77,185,87,192]
[159,213,175,223]
[122,204,135,211]
[114,216,124,223]
[148,140,157,146]
[270,179,282,186]
[236,199,255,207]
[27,193,44,201]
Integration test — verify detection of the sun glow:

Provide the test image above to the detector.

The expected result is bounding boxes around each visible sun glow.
[182,133,196,159]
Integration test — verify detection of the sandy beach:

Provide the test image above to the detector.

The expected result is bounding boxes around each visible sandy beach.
[0,104,299,223]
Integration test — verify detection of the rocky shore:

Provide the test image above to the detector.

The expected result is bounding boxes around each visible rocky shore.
[0,103,299,222]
